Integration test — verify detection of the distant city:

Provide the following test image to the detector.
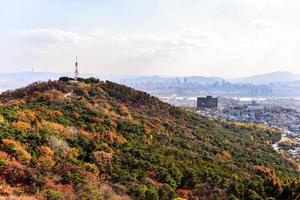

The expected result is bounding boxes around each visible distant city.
[2,71,300,98]
[122,72,300,98]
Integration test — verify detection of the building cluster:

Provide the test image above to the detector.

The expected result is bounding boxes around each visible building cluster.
[123,78,275,97]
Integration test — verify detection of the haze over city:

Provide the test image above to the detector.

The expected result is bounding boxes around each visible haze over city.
[2,0,300,78]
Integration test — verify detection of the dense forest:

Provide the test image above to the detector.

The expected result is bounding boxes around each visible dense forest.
[0,77,299,199]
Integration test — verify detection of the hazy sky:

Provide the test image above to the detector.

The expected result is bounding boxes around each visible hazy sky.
[1,0,300,78]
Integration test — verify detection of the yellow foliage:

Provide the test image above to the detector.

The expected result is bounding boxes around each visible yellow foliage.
[231,122,278,134]
[71,112,80,119]
[0,114,5,124]
[143,125,152,135]
[233,122,254,129]
[37,155,55,170]
[84,163,99,175]
[13,121,31,131]
[216,151,232,160]
[279,139,296,147]
[253,165,278,185]
[68,148,79,158]
[222,151,232,159]
[42,121,74,137]
[2,139,31,163]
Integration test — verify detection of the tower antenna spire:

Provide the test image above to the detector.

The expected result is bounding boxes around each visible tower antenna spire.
[75,56,79,80]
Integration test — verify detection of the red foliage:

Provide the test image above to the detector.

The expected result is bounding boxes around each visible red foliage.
[78,170,98,182]
[16,111,27,122]
[78,129,94,140]
[37,156,55,171]
[49,110,63,118]
[105,131,127,144]
[43,178,75,197]
[0,151,11,161]
[118,104,130,116]
[84,102,93,110]
[38,146,54,156]
[92,151,113,167]
[62,162,74,174]
[176,189,192,199]
[92,116,101,123]
[0,160,34,186]
[26,110,37,122]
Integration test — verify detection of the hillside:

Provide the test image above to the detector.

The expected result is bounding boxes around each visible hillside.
[0,78,299,200]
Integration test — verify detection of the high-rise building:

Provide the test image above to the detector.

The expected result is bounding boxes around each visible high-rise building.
[197,96,218,109]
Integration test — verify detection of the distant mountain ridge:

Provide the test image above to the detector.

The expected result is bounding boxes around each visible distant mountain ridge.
[232,71,300,85]
[1,71,300,85]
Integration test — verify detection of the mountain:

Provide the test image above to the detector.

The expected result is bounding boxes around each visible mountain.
[232,71,300,85]
[0,78,299,199]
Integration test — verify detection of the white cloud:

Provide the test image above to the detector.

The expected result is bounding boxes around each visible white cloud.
[225,0,291,6]
[4,0,300,77]
[109,28,225,52]
[12,29,91,44]
[249,19,276,30]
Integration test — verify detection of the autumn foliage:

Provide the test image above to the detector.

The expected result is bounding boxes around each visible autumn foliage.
[0,78,298,199]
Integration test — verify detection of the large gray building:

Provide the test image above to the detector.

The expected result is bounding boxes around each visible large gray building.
[197,96,218,109]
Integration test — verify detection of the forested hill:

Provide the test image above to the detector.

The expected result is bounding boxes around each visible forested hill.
[0,77,299,200]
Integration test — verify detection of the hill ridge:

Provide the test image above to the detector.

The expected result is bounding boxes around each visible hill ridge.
[0,78,299,199]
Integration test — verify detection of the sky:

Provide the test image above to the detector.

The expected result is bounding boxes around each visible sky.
[1,0,300,78]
